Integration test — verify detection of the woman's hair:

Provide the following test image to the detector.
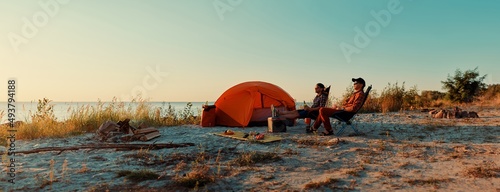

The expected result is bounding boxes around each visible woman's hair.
[316,83,325,89]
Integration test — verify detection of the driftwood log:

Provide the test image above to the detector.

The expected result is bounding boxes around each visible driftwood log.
[140,131,161,141]
[428,107,479,119]
[1,143,195,155]
[96,119,162,142]
[134,127,159,134]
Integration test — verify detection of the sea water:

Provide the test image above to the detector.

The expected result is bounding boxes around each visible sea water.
[0,101,312,123]
[0,101,211,123]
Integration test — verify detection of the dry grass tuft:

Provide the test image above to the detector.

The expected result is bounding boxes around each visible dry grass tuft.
[397,161,412,168]
[174,160,188,173]
[232,151,281,166]
[402,143,429,149]
[173,165,215,188]
[377,170,398,178]
[78,163,90,173]
[355,146,383,158]
[282,148,300,156]
[257,173,275,181]
[122,150,172,166]
[463,161,500,178]
[344,165,366,177]
[165,153,195,165]
[88,184,167,192]
[123,148,153,159]
[304,177,340,189]
[116,169,159,182]
[422,121,457,132]
[405,177,452,186]
[293,137,344,147]
[39,178,58,189]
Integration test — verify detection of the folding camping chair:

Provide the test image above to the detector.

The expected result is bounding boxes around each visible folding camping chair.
[306,85,330,119]
[331,85,372,136]
[300,86,330,130]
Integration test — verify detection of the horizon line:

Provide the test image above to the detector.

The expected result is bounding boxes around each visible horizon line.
[0,100,217,103]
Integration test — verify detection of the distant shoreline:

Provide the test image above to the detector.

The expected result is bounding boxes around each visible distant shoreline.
[0,101,217,103]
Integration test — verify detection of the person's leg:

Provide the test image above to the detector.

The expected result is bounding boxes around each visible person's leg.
[307,110,319,120]
[311,110,324,130]
[297,110,309,118]
[279,110,299,119]
[318,108,340,132]
[279,110,300,116]
[279,110,294,115]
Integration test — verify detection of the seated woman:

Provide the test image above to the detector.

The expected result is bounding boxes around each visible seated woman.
[278,83,328,119]
[309,78,366,136]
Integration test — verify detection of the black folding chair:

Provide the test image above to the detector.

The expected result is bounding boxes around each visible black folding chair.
[296,86,330,131]
[306,85,330,120]
[331,85,372,136]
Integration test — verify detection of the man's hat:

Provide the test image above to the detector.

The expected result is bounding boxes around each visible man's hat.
[352,77,365,86]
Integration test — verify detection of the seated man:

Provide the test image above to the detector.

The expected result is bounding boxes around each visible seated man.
[278,83,328,120]
[309,78,366,136]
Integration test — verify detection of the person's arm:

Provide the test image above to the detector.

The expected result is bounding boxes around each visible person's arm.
[343,92,365,112]
[307,94,327,111]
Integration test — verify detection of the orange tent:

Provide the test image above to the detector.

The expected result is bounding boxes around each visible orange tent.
[214,81,296,127]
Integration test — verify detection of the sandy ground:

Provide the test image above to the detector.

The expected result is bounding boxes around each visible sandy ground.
[1,107,499,192]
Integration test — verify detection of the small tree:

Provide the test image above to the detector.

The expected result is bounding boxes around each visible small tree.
[441,67,486,103]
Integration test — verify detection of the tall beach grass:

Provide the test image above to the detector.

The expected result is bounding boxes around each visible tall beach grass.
[336,82,500,113]
[0,97,200,143]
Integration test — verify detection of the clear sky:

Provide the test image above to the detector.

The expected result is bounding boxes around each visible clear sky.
[1,0,499,102]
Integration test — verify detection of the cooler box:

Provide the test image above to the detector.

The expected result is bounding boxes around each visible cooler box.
[201,105,216,127]
[267,117,286,132]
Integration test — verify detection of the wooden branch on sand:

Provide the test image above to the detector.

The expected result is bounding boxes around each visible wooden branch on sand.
[134,127,159,134]
[1,143,195,155]
[140,131,161,141]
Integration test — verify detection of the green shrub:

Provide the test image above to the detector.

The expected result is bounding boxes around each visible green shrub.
[441,67,487,103]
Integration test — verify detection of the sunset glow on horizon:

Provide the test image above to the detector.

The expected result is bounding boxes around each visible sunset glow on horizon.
[1,0,499,102]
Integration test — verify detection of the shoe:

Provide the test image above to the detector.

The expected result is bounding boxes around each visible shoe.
[320,130,334,136]
[306,126,317,133]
